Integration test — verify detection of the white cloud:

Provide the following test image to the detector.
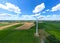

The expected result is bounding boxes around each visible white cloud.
[0,13,60,20]
[0,2,21,14]
[38,14,60,20]
[33,3,45,13]
[51,3,60,11]
[0,13,18,20]
[19,15,35,20]
[0,13,35,20]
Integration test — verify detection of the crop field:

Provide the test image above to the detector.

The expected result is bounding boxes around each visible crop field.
[0,21,60,43]
[44,22,60,43]
[38,21,60,43]
[0,22,39,43]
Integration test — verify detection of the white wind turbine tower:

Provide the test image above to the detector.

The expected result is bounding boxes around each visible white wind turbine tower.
[33,13,40,36]
[33,13,43,36]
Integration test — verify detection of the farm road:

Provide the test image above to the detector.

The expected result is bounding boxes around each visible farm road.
[0,23,20,30]
[39,29,50,43]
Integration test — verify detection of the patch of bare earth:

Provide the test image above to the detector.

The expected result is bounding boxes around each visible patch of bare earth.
[16,22,35,30]
[0,23,20,30]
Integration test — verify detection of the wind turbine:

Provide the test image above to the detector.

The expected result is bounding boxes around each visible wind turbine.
[33,14,45,43]
[33,13,43,36]
[32,3,45,37]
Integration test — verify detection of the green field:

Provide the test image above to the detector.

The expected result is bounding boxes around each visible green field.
[42,21,60,43]
[0,21,60,43]
[0,23,39,43]
[44,22,60,39]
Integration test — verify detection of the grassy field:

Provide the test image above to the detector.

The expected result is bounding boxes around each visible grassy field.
[43,22,60,43]
[0,21,60,43]
[0,22,40,43]
[0,30,36,43]
[35,21,60,43]
[44,22,60,39]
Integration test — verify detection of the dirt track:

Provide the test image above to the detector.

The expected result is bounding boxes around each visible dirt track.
[16,22,35,30]
[39,29,50,43]
[0,23,20,30]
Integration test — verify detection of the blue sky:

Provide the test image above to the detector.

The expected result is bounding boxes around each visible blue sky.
[0,0,60,20]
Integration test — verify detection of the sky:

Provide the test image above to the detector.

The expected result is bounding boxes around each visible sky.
[0,0,60,20]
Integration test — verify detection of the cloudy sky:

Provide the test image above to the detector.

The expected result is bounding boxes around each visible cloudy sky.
[0,0,60,20]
